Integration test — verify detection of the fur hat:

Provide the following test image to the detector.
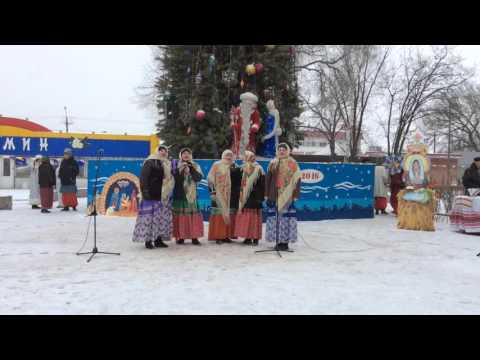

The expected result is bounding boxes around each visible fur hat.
[157,145,168,152]
[240,92,258,103]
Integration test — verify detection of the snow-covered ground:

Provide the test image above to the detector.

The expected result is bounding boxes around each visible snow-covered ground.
[1,190,479,314]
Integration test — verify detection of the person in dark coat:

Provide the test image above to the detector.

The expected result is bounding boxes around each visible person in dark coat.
[172,148,204,245]
[389,161,405,215]
[38,156,56,213]
[462,157,480,195]
[58,148,80,211]
[233,151,265,246]
[132,145,174,249]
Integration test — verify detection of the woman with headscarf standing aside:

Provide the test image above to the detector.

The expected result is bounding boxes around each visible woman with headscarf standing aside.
[265,143,302,251]
[29,155,43,209]
[234,151,265,246]
[59,148,79,211]
[132,145,175,249]
[38,156,56,214]
[207,149,242,244]
[172,148,204,245]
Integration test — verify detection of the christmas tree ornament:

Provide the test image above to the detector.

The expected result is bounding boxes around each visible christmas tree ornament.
[246,64,256,76]
[254,63,264,74]
[195,110,206,121]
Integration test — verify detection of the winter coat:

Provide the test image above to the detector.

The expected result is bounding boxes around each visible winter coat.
[59,158,79,186]
[173,163,203,201]
[374,166,389,198]
[462,163,480,192]
[140,159,165,201]
[28,162,41,205]
[390,170,405,193]
[229,165,243,210]
[242,173,266,209]
[38,162,56,188]
[209,164,243,210]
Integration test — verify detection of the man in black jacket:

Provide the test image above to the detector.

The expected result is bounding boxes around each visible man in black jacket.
[462,157,480,195]
[38,156,56,213]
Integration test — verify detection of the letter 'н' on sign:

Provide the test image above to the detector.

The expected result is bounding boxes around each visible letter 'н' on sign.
[39,138,48,152]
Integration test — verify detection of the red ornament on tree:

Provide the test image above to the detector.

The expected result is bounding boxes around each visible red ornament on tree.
[255,63,264,74]
[195,110,206,121]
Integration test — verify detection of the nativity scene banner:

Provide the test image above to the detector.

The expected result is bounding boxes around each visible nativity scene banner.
[88,160,375,221]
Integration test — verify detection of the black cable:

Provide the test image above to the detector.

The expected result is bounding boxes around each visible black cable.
[76,215,93,254]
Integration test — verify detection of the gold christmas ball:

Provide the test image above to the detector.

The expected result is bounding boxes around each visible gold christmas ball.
[246,64,256,76]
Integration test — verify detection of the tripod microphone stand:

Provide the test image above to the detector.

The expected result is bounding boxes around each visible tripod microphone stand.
[256,169,294,258]
[77,149,120,263]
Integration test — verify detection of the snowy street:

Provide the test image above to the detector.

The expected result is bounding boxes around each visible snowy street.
[1,191,480,315]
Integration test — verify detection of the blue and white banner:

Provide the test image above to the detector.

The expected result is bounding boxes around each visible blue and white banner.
[0,135,151,158]
[88,160,375,221]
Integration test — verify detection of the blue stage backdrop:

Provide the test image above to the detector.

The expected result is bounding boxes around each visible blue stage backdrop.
[88,160,375,221]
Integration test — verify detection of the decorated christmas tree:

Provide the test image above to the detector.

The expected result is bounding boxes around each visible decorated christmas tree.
[154,45,303,158]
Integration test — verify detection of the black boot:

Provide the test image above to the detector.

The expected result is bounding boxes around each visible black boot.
[32,205,40,209]
[72,207,77,211]
[216,240,223,245]
[145,241,154,249]
[154,237,168,248]
[375,209,379,215]
[61,207,69,212]
[41,209,50,213]
[381,209,388,215]
[192,239,201,246]
[253,239,259,246]
[176,239,185,245]
[223,238,232,243]
[243,239,252,245]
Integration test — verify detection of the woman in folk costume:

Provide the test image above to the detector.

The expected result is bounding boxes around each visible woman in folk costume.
[207,149,243,244]
[265,143,302,251]
[132,145,175,249]
[234,151,265,246]
[38,156,56,214]
[172,148,204,245]
[59,148,80,211]
[389,157,405,215]
[29,155,43,209]
[374,158,389,215]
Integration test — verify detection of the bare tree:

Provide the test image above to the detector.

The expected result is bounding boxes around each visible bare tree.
[299,65,346,159]
[424,81,480,152]
[329,45,390,160]
[382,46,471,155]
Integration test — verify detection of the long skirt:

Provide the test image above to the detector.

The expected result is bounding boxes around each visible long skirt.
[172,200,204,239]
[208,207,236,240]
[62,193,78,208]
[132,199,172,243]
[234,208,262,240]
[390,189,400,214]
[375,197,387,211]
[265,203,298,244]
[40,187,54,209]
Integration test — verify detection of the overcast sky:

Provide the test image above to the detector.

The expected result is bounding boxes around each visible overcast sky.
[1,45,479,137]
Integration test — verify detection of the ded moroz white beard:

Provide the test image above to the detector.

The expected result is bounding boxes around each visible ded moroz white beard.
[239,100,254,155]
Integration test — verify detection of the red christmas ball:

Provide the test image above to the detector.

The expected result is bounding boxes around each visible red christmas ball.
[255,63,264,74]
[195,110,206,121]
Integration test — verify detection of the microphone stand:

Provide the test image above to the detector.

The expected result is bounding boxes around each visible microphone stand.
[77,149,120,263]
